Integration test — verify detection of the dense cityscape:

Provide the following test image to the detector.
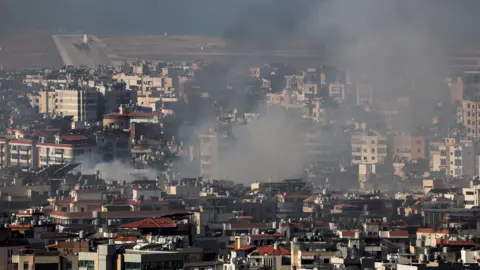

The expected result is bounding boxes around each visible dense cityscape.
[4,1,480,270]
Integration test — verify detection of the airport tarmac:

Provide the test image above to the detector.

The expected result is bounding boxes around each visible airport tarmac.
[0,35,62,69]
[52,35,112,68]
[0,34,325,69]
[101,35,324,64]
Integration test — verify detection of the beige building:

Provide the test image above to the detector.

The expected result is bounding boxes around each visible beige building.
[429,138,475,178]
[12,252,60,270]
[458,99,480,139]
[351,132,388,165]
[423,178,443,193]
[37,142,95,168]
[39,88,99,123]
[392,133,426,162]
[199,131,220,178]
[9,139,37,169]
[329,83,345,103]
[113,74,178,93]
[79,244,188,270]
[356,83,373,107]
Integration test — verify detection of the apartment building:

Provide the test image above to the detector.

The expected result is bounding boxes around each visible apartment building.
[199,130,220,179]
[458,100,480,139]
[37,142,95,168]
[430,138,475,178]
[329,83,345,103]
[39,88,99,123]
[0,138,9,168]
[356,83,373,107]
[113,74,178,92]
[351,132,388,165]
[392,133,426,162]
[9,139,37,169]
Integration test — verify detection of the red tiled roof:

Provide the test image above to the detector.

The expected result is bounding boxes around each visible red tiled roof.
[280,222,302,228]
[283,194,310,199]
[239,216,253,220]
[228,244,256,251]
[37,143,74,148]
[303,195,317,203]
[50,210,191,219]
[9,224,32,230]
[252,245,290,256]
[388,230,409,237]
[115,236,138,242]
[437,239,475,246]
[230,222,268,230]
[315,221,330,228]
[120,217,177,229]
[16,213,32,217]
[340,230,356,237]
[9,139,32,145]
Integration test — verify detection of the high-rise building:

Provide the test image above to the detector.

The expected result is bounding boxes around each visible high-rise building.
[351,132,388,165]
[430,138,475,178]
[458,100,480,139]
[39,88,99,123]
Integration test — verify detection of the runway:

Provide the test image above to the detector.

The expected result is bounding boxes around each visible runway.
[52,35,112,68]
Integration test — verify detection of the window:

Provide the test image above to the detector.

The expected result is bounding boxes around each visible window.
[79,260,94,270]
[23,263,28,270]
[125,262,141,270]
[371,148,375,153]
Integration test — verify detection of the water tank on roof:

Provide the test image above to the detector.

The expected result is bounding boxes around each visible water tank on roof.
[79,230,85,239]
[31,220,37,226]
[272,221,277,230]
